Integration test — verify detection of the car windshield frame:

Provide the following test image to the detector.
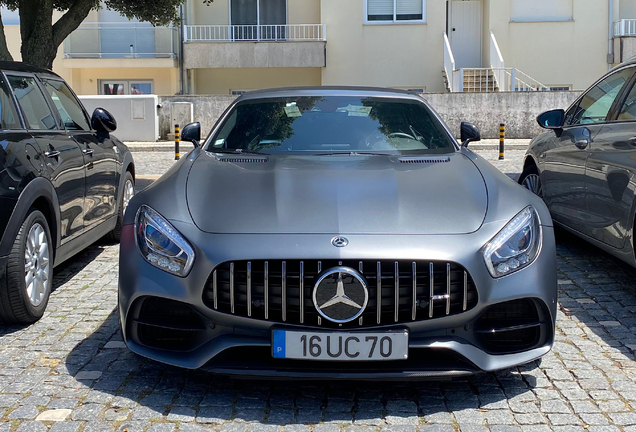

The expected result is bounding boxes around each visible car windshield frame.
[203,95,458,156]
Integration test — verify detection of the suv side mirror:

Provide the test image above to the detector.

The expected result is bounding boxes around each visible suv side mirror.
[181,122,201,148]
[460,122,481,147]
[91,108,117,133]
[537,109,565,129]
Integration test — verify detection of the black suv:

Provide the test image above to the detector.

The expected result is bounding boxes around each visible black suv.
[0,62,134,324]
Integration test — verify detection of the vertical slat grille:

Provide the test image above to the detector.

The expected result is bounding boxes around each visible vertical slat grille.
[205,259,478,329]
[264,261,269,320]
[299,261,304,324]
[230,262,235,314]
[376,261,382,325]
[428,262,434,319]
[247,262,252,317]
[412,262,417,321]
[282,261,287,322]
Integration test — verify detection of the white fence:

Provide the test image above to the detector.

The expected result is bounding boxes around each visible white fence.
[615,19,636,37]
[184,24,326,42]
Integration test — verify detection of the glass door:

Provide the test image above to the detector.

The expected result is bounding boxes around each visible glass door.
[230,0,286,41]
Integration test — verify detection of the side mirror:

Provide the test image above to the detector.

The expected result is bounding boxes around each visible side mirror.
[537,109,565,129]
[181,122,201,148]
[91,107,117,133]
[460,122,481,147]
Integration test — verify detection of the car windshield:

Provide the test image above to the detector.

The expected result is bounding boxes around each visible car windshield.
[206,96,456,155]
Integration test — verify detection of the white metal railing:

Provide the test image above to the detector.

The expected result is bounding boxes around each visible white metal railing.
[443,32,456,92]
[490,32,505,92]
[184,24,326,42]
[615,19,636,37]
[64,22,178,59]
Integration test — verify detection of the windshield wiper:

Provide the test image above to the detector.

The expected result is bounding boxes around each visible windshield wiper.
[210,149,265,155]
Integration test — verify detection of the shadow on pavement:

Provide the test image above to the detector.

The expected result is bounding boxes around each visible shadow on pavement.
[553,226,636,352]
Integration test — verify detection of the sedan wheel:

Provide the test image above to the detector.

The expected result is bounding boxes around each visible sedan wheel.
[522,173,542,196]
[24,223,50,307]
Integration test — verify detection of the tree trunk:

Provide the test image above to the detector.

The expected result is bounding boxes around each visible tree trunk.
[19,0,56,69]
[0,10,14,62]
[19,0,97,70]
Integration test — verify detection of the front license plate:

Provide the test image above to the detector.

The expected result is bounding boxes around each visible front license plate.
[272,330,408,361]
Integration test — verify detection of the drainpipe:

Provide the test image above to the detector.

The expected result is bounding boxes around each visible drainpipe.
[609,0,614,69]
[178,4,185,94]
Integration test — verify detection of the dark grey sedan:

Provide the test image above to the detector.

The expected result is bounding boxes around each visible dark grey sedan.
[521,59,636,266]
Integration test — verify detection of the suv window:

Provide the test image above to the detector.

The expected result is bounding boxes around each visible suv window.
[7,75,57,130]
[617,80,636,121]
[0,77,21,130]
[565,68,634,126]
[41,79,90,131]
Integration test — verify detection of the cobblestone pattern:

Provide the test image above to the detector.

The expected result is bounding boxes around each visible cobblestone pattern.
[3,151,635,432]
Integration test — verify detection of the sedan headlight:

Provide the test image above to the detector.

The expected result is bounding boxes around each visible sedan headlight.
[483,206,541,278]
[135,205,195,277]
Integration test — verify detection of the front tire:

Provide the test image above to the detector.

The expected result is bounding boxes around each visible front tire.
[107,171,134,243]
[519,164,543,198]
[0,209,53,324]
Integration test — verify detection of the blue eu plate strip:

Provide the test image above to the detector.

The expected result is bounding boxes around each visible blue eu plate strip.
[272,330,286,358]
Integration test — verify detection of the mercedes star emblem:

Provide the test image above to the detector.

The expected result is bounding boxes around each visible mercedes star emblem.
[331,236,349,247]
[313,267,368,323]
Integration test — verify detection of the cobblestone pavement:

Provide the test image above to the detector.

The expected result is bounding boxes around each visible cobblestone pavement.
[4,149,636,432]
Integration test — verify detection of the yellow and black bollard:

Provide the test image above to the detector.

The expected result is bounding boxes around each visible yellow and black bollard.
[498,123,505,160]
[174,124,180,161]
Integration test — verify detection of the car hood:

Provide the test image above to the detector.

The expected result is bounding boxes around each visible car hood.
[186,152,487,235]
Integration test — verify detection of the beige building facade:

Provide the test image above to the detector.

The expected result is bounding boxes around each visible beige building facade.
[4,0,636,95]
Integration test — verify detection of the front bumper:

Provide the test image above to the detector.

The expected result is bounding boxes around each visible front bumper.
[118,222,558,378]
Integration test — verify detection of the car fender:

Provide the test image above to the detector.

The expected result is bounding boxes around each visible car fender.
[0,177,61,257]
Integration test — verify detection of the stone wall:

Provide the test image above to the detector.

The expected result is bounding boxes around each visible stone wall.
[157,91,583,140]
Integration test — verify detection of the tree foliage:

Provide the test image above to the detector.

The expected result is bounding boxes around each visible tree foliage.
[0,0,186,69]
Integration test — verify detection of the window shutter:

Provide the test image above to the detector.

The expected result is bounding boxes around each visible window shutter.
[396,0,423,20]
[368,0,394,21]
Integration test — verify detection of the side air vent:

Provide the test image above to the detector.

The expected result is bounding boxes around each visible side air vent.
[218,158,268,163]
[399,157,451,164]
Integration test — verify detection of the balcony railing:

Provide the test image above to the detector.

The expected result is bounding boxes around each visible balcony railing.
[64,23,178,59]
[614,19,636,37]
[184,24,326,42]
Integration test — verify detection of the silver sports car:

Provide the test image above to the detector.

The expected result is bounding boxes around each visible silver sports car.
[119,87,557,378]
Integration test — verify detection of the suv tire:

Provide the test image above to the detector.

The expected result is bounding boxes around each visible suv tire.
[0,209,53,324]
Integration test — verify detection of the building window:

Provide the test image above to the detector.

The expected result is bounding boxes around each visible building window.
[366,0,425,23]
[99,80,153,95]
[547,86,572,91]
[511,0,573,22]
[230,0,287,39]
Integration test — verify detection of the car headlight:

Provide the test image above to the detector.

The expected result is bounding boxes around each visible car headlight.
[483,206,541,278]
[135,205,195,277]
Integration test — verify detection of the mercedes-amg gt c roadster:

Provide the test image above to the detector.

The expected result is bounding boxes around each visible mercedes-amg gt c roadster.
[118,87,557,379]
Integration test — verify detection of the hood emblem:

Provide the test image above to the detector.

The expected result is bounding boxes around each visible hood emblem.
[331,236,349,247]
[313,267,368,323]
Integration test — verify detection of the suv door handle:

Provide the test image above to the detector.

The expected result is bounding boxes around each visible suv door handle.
[82,148,94,155]
[44,150,60,158]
